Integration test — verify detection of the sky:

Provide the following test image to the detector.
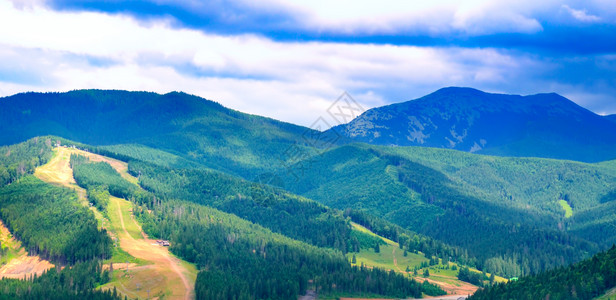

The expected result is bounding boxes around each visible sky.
[1,0,615,127]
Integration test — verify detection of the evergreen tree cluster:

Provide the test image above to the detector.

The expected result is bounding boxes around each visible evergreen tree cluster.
[0,141,117,299]
[0,137,53,186]
[385,152,597,277]
[0,176,112,264]
[128,161,351,252]
[70,154,135,199]
[86,185,110,212]
[0,261,119,300]
[132,198,445,300]
[457,266,487,286]
[345,209,477,266]
[470,245,616,300]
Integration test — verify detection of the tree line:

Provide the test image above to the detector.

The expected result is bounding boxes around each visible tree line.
[0,137,53,186]
[470,245,616,300]
[0,176,112,264]
[0,261,120,300]
[132,197,446,299]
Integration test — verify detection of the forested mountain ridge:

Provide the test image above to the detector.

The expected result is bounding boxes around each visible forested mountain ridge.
[281,143,610,277]
[0,138,120,299]
[0,90,324,178]
[65,144,448,299]
[329,87,616,162]
[470,245,616,300]
[2,89,616,297]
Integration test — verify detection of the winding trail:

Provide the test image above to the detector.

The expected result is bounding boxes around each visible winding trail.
[35,146,196,299]
[113,196,192,299]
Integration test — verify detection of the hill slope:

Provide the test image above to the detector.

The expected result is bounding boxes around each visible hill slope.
[469,245,616,300]
[281,143,616,277]
[0,90,320,178]
[330,87,616,162]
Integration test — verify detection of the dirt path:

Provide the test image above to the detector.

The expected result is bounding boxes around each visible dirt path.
[113,197,192,299]
[392,247,404,273]
[421,276,477,296]
[34,146,196,299]
[0,220,54,279]
[390,242,476,296]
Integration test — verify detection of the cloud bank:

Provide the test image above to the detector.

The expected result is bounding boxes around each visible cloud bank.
[1,0,615,126]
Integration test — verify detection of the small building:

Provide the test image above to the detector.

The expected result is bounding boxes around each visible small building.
[156,240,170,247]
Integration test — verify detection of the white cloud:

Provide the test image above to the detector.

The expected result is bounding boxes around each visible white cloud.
[245,0,549,35]
[561,4,601,22]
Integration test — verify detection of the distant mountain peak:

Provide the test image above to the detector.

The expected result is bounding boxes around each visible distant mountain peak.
[330,87,616,162]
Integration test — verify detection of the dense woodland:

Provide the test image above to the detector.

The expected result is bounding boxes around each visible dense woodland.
[0,90,324,178]
[283,144,602,277]
[128,160,352,252]
[0,139,120,299]
[132,198,445,299]
[0,90,615,298]
[344,209,478,267]
[0,176,112,264]
[70,154,136,199]
[389,151,597,277]
[470,245,616,300]
[0,137,53,186]
[64,150,446,299]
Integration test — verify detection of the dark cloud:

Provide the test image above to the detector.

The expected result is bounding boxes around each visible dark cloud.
[44,0,616,55]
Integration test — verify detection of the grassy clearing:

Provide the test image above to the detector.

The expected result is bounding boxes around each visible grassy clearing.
[596,287,616,300]
[351,222,397,245]
[105,246,146,265]
[346,222,507,296]
[559,199,573,218]
[108,196,143,240]
[348,243,428,271]
[102,196,197,299]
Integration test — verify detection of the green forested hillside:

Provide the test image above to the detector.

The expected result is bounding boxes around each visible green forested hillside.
[282,143,612,277]
[0,176,112,264]
[71,154,136,199]
[128,160,352,252]
[1,89,616,298]
[134,198,444,299]
[470,245,616,300]
[0,261,119,300]
[381,145,616,214]
[0,137,54,186]
[0,139,120,299]
[0,90,327,178]
[64,145,445,299]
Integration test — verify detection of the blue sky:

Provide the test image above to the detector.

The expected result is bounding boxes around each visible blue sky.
[1,0,615,126]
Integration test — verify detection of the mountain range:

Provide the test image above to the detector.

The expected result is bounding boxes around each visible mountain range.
[330,87,616,162]
[1,87,615,299]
